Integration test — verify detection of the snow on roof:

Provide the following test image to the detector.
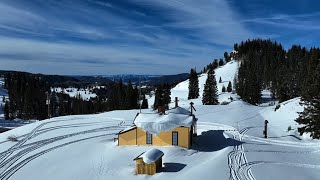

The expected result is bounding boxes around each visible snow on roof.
[118,126,136,134]
[134,111,194,135]
[138,148,164,164]
[167,107,191,115]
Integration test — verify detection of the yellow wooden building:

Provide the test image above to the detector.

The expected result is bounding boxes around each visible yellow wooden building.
[134,148,164,175]
[118,106,197,149]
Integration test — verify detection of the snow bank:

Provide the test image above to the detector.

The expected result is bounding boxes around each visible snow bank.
[134,113,194,134]
[139,148,164,164]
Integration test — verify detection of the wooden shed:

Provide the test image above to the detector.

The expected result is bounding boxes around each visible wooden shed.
[133,148,164,175]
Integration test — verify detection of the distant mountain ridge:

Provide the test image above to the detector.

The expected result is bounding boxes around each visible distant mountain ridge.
[0,70,189,87]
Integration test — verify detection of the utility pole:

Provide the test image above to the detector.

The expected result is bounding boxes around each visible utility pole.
[263,120,269,138]
[190,102,196,116]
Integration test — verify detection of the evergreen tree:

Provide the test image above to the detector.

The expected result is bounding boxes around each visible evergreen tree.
[125,81,137,109]
[234,43,238,51]
[219,77,222,83]
[4,101,9,120]
[222,85,226,92]
[163,84,171,110]
[188,68,199,99]
[213,60,219,69]
[219,59,224,66]
[153,85,164,110]
[202,68,219,105]
[296,63,320,138]
[224,52,229,62]
[227,81,232,92]
[141,95,149,109]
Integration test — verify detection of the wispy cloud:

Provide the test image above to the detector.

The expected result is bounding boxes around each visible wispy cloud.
[242,11,320,30]
[0,0,318,75]
[0,0,251,75]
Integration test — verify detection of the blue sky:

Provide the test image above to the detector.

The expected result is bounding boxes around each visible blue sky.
[0,0,319,75]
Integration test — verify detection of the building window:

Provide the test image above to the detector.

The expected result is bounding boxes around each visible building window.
[172,132,178,146]
[146,132,152,144]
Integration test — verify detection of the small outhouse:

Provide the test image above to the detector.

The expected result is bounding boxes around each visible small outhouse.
[133,148,164,175]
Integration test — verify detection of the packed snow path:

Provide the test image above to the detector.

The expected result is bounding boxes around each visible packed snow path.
[0,116,130,180]
[228,128,255,180]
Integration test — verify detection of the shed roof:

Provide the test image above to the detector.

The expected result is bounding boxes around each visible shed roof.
[134,148,164,164]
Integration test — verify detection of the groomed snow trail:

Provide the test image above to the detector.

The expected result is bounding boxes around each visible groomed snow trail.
[228,127,255,180]
[198,121,255,180]
[0,118,128,180]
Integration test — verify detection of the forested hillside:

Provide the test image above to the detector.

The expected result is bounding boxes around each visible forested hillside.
[235,39,320,104]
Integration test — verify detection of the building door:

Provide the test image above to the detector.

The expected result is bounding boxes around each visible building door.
[172,132,178,146]
[146,132,152,144]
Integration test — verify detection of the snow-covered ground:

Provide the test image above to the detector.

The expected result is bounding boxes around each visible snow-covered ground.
[51,87,97,101]
[1,60,320,180]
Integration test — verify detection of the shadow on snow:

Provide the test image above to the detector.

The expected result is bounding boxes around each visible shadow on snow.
[192,130,244,152]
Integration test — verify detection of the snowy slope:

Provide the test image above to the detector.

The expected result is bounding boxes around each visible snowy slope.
[51,87,97,101]
[170,60,239,106]
[1,60,320,180]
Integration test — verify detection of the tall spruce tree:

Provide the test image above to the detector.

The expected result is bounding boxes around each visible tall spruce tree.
[4,101,9,120]
[227,81,232,92]
[224,52,229,62]
[153,85,164,110]
[202,68,219,105]
[141,95,149,109]
[222,85,226,92]
[163,84,171,110]
[188,68,199,99]
[219,59,224,66]
[296,63,320,138]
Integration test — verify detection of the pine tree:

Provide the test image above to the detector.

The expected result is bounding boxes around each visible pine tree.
[224,52,229,62]
[141,95,149,109]
[153,85,164,110]
[219,59,224,66]
[219,77,222,83]
[213,60,219,69]
[222,85,226,92]
[188,68,199,99]
[4,101,9,120]
[227,81,232,92]
[202,68,219,105]
[234,43,238,51]
[163,84,171,110]
[296,63,320,138]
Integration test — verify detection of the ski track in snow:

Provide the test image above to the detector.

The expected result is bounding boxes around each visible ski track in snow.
[0,117,128,180]
[197,121,255,180]
[227,127,255,180]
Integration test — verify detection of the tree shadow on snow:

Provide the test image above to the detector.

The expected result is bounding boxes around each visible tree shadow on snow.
[162,163,186,173]
[192,130,243,152]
